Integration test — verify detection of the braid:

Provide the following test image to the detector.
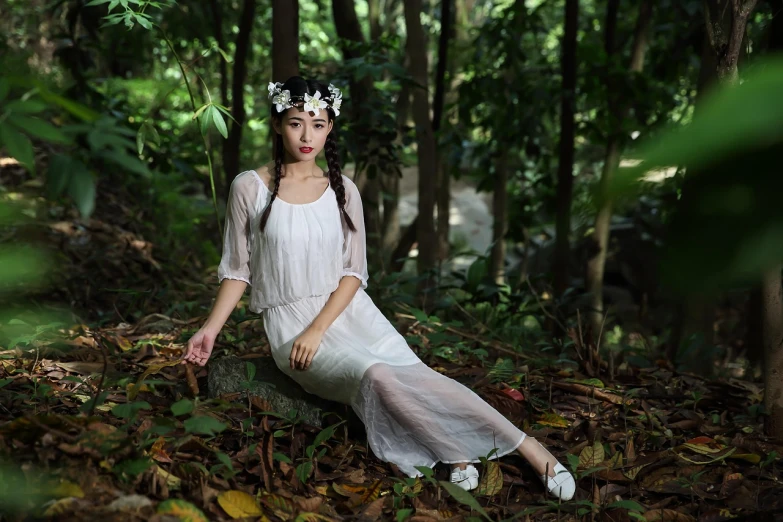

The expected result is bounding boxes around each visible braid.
[325,130,356,233]
[260,134,285,232]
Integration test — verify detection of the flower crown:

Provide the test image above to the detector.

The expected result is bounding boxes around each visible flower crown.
[267,82,343,117]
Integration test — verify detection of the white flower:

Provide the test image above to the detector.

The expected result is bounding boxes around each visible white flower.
[267,82,281,98]
[272,89,292,113]
[303,92,328,116]
[331,97,342,116]
[328,83,342,100]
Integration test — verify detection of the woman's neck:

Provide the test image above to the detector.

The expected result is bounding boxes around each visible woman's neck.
[282,157,319,180]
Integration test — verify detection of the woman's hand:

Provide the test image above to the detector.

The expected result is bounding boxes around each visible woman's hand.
[182,328,218,366]
[290,327,324,371]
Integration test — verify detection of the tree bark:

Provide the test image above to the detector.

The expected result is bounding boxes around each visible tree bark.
[489,150,509,284]
[383,80,410,269]
[332,0,382,269]
[224,0,257,188]
[272,0,299,82]
[703,0,759,82]
[433,0,453,261]
[209,0,230,197]
[763,266,783,438]
[552,0,579,297]
[586,0,652,339]
[403,0,438,287]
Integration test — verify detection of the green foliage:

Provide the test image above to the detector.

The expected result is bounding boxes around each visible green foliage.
[610,56,783,292]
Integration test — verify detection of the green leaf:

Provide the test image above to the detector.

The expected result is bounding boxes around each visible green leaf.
[273,452,292,463]
[5,100,47,114]
[0,78,9,101]
[134,13,153,30]
[215,451,233,470]
[438,481,491,521]
[171,398,194,416]
[607,500,646,512]
[67,166,96,218]
[212,105,228,139]
[85,0,112,6]
[200,105,214,136]
[46,154,73,198]
[245,362,256,382]
[216,46,233,64]
[0,124,34,173]
[184,415,227,436]
[295,461,313,483]
[112,401,152,419]
[11,115,69,143]
[413,466,434,479]
[396,508,413,522]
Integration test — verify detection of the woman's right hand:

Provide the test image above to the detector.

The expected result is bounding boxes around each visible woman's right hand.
[182,328,218,366]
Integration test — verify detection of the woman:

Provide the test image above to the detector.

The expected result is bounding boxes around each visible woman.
[182,76,575,499]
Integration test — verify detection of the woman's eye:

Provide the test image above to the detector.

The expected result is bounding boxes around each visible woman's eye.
[315,124,324,129]
[290,123,300,128]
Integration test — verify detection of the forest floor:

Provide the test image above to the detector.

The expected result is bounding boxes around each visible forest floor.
[1,161,782,522]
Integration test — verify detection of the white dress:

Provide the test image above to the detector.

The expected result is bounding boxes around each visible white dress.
[217,170,526,477]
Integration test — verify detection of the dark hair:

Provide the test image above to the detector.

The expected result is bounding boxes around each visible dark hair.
[259,76,356,234]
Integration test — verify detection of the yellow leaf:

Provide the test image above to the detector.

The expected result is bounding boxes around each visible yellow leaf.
[357,480,383,506]
[259,493,294,518]
[156,499,209,522]
[128,360,181,400]
[579,442,605,469]
[681,442,725,455]
[537,413,569,428]
[154,466,182,490]
[728,453,761,464]
[607,451,623,469]
[332,483,368,497]
[623,464,646,481]
[52,480,84,499]
[294,513,335,522]
[475,460,503,496]
[217,490,264,519]
[43,497,78,517]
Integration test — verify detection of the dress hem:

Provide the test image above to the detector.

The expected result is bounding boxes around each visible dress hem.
[409,433,527,478]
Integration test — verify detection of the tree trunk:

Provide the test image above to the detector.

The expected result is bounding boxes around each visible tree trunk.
[403,0,438,288]
[272,0,299,82]
[552,0,578,297]
[382,76,409,270]
[763,266,783,438]
[209,0,230,198]
[332,0,382,269]
[224,0,256,188]
[586,0,652,339]
[703,0,758,82]
[489,150,509,284]
[368,0,382,40]
[433,0,453,261]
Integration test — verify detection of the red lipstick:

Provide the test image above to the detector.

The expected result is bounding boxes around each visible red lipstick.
[299,147,313,154]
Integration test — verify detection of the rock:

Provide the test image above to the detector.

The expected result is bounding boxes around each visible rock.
[207,356,353,429]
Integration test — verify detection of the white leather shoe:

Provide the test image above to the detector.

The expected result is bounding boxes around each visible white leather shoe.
[540,462,576,501]
[450,464,479,491]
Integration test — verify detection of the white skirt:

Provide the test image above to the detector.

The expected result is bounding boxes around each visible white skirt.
[263,289,527,477]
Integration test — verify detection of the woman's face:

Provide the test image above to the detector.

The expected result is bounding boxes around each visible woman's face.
[274,104,333,162]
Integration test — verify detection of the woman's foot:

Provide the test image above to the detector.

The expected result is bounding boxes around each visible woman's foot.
[450,464,479,491]
[516,438,576,501]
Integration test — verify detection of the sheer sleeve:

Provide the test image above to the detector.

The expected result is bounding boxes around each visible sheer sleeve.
[341,176,369,289]
[217,174,254,285]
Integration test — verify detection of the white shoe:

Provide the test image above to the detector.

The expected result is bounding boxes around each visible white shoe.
[540,462,576,501]
[450,464,479,491]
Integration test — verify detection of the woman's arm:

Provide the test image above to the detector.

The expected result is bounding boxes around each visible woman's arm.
[182,279,247,366]
[289,275,362,371]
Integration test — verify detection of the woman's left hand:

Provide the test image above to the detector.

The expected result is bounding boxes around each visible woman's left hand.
[290,327,324,371]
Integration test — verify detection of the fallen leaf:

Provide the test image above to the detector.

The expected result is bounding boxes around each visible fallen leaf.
[643,509,696,521]
[579,441,605,469]
[156,499,209,522]
[537,413,569,428]
[475,460,503,496]
[217,490,264,519]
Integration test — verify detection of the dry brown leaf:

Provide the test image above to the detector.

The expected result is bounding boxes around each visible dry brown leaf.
[579,441,605,469]
[475,460,503,496]
[643,509,696,521]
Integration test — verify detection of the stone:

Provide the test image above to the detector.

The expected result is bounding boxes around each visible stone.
[207,355,356,429]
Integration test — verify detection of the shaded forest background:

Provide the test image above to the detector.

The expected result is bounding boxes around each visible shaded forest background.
[1,0,783,520]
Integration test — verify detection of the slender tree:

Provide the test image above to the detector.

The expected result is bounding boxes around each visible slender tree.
[586,0,653,338]
[403,0,438,291]
[224,0,257,187]
[433,0,453,260]
[552,0,579,297]
[272,0,299,83]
